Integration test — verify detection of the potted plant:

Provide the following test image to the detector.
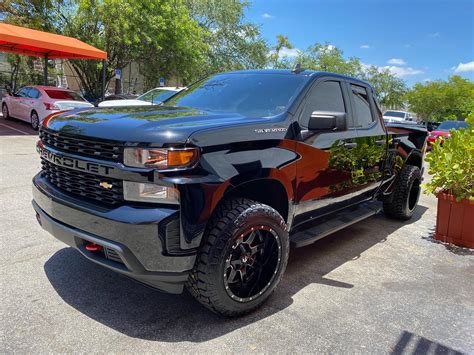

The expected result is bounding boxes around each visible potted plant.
[424,119,474,248]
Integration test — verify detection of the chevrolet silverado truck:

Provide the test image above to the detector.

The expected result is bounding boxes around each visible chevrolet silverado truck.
[32,69,427,316]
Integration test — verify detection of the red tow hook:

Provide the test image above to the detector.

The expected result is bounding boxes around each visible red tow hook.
[85,242,103,252]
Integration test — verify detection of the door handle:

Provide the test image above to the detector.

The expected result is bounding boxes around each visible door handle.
[344,142,358,149]
[375,139,386,145]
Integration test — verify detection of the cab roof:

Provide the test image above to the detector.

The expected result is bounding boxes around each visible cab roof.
[223,69,371,87]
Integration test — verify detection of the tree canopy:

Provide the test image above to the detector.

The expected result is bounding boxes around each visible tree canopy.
[360,65,407,109]
[269,34,293,69]
[269,37,407,109]
[185,0,268,77]
[1,0,268,96]
[1,2,471,119]
[404,76,474,122]
[296,43,362,77]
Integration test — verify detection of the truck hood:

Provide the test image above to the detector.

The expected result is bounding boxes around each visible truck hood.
[44,106,265,144]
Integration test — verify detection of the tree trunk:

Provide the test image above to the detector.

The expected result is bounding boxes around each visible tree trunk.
[114,78,121,94]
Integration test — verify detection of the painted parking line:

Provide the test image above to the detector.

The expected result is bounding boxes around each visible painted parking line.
[0,123,31,135]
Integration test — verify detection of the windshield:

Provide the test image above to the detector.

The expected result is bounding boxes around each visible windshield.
[384,111,406,118]
[163,73,309,117]
[138,89,178,104]
[45,89,84,101]
[437,121,469,131]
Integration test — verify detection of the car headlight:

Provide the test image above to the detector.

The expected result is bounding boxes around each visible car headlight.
[123,181,179,204]
[123,147,199,170]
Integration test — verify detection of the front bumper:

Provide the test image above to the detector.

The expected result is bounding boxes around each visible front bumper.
[32,174,196,294]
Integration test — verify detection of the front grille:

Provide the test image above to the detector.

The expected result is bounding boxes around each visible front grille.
[41,159,123,205]
[40,129,123,162]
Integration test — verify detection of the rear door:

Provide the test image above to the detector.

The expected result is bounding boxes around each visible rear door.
[26,87,43,119]
[293,77,361,225]
[346,82,387,200]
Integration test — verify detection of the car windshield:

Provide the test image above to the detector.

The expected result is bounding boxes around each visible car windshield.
[384,111,406,118]
[138,89,178,104]
[45,89,84,101]
[437,121,469,131]
[163,73,309,117]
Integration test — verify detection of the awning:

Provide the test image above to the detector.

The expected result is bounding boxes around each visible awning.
[0,22,107,60]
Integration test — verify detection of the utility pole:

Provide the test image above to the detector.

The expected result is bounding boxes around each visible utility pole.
[101,59,106,100]
[43,54,48,85]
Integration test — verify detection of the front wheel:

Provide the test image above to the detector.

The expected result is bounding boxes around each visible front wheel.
[186,198,289,316]
[31,111,40,130]
[2,104,10,120]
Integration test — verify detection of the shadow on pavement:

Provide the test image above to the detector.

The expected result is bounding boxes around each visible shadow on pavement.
[391,330,463,355]
[422,230,474,256]
[44,206,428,342]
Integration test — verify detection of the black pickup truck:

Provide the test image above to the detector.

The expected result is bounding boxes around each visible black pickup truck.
[33,69,427,316]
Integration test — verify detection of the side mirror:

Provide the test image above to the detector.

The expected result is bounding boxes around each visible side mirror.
[308,111,347,131]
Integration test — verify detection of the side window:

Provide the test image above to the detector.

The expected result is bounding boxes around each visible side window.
[16,88,28,97]
[350,84,374,128]
[28,88,41,99]
[300,80,346,128]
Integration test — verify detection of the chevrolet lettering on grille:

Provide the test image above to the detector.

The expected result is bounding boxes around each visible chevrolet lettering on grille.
[37,144,114,176]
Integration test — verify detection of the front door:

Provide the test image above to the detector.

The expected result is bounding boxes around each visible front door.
[17,87,36,121]
[11,87,30,121]
[293,78,362,226]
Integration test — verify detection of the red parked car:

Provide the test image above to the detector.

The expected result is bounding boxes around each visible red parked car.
[427,120,469,148]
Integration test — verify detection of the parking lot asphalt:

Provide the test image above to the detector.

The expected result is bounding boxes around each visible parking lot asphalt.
[1,117,473,353]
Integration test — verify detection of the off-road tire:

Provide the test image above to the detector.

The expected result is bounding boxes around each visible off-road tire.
[383,164,422,220]
[186,198,289,317]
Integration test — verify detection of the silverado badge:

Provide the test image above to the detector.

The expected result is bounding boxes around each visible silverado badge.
[99,181,113,190]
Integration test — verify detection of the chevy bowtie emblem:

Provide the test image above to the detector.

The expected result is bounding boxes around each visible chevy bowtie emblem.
[99,181,113,189]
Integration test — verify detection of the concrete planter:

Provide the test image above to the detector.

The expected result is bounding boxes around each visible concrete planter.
[435,192,474,248]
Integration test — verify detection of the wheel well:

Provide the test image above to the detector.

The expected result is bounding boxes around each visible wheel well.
[405,152,423,169]
[226,179,289,222]
[31,110,38,117]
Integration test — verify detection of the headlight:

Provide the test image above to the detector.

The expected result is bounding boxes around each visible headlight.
[123,181,179,204]
[124,147,199,170]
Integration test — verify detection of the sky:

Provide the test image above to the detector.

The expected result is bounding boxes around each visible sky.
[245,0,474,86]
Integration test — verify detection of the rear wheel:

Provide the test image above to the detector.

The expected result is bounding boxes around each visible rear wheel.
[31,111,40,130]
[186,198,289,316]
[2,104,10,120]
[383,165,422,220]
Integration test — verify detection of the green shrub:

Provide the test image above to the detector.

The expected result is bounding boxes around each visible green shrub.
[424,124,474,201]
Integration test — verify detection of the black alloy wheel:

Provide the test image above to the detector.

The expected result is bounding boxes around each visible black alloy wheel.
[187,198,289,316]
[224,225,281,303]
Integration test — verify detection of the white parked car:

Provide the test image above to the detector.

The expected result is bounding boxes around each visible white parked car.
[98,87,182,107]
[1,86,93,130]
[383,110,417,124]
